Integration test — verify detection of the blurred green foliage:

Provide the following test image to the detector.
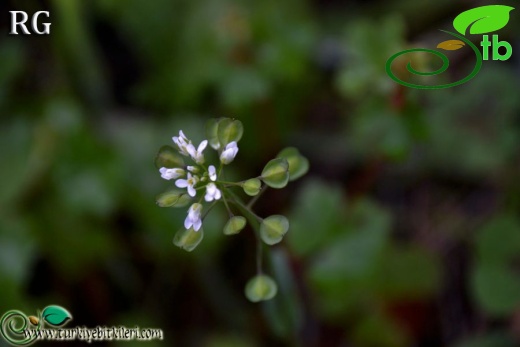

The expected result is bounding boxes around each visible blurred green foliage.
[1,0,520,346]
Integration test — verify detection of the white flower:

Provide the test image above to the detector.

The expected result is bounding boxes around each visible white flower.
[172,130,191,156]
[159,167,185,180]
[185,203,203,231]
[204,183,221,202]
[187,140,208,164]
[208,165,217,181]
[175,173,199,197]
[220,141,239,164]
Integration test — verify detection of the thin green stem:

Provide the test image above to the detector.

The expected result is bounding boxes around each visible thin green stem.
[256,236,263,275]
[202,201,218,220]
[247,185,268,209]
[227,199,263,223]
[221,193,234,218]
[223,188,264,275]
[216,180,242,186]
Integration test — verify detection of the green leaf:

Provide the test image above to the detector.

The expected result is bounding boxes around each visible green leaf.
[173,228,204,252]
[42,306,72,326]
[453,5,514,35]
[244,275,278,302]
[375,246,440,299]
[261,158,289,189]
[471,263,520,316]
[287,180,345,257]
[155,190,191,208]
[154,145,184,169]
[217,118,243,148]
[277,147,309,181]
[352,313,408,347]
[475,214,520,265]
[224,216,246,235]
[243,178,261,196]
[260,215,289,245]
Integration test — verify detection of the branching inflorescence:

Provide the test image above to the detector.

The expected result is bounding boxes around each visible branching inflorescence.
[155,118,309,302]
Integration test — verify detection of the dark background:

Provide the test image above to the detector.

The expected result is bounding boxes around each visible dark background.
[1,0,520,346]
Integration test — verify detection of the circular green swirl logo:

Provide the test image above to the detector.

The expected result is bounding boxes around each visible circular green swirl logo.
[386,5,514,89]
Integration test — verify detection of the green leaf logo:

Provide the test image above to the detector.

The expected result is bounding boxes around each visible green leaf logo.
[453,5,514,35]
[42,306,72,326]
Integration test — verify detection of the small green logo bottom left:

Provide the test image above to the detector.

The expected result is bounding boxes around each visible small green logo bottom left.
[1,305,72,346]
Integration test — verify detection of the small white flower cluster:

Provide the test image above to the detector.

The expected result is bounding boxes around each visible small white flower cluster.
[159,130,239,231]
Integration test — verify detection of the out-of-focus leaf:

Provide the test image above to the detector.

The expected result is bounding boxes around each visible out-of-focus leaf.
[352,313,409,347]
[471,263,520,316]
[475,214,520,264]
[288,180,345,256]
[375,246,440,299]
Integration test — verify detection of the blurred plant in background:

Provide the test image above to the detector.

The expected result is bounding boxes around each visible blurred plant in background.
[1,0,520,346]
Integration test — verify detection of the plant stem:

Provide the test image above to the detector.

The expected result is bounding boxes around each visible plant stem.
[221,193,233,218]
[223,187,264,274]
[247,185,268,209]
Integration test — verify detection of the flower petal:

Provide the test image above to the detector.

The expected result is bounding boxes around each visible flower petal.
[175,179,188,188]
[193,219,202,231]
[198,140,208,152]
[184,216,192,230]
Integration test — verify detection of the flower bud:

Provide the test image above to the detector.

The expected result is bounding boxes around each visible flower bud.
[243,178,261,196]
[156,190,191,207]
[155,145,184,168]
[224,216,247,235]
[277,147,309,181]
[260,215,289,245]
[261,158,289,189]
[173,227,204,252]
[245,275,278,302]
[217,118,243,148]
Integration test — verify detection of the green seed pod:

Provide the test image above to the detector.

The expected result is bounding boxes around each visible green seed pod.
[217,118,243,147]
[205,118,222,150]
[155,145,184,169]
[243,178,262,196]
[156,190,191,208]
[277,147,309,181]
[260,215,289,245]
[173,228,204,252]
[261,158,289,189]
[224,216,247,235]
[244,275,278,302]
